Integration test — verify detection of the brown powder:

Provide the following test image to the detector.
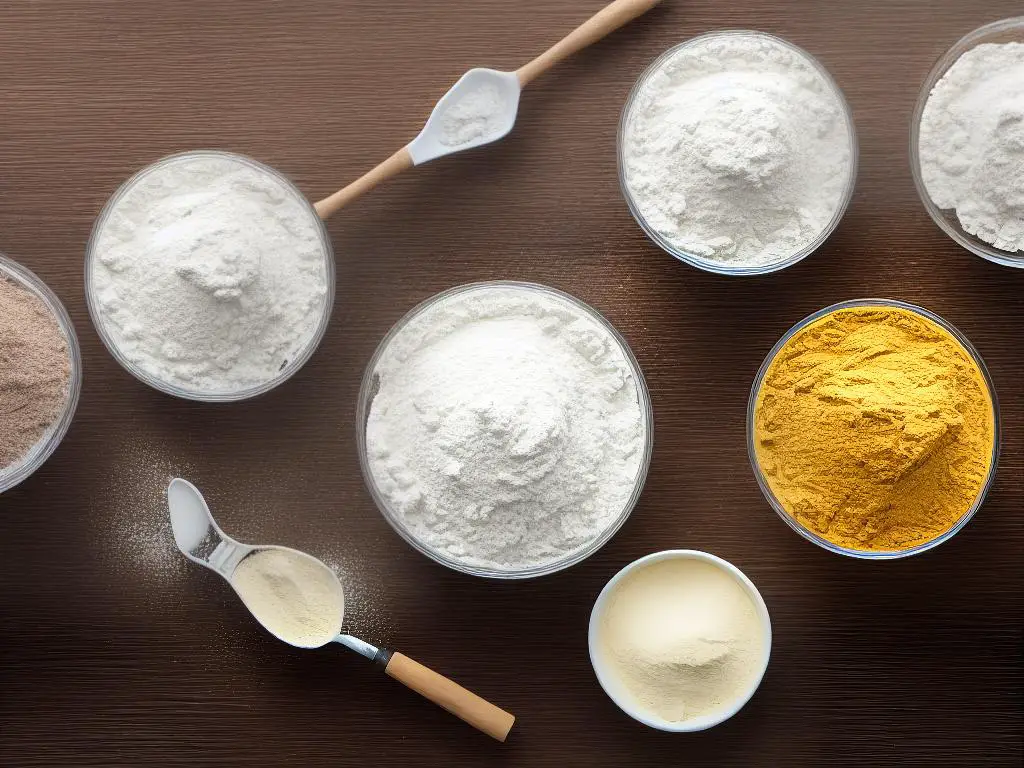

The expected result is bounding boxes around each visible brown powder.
[0,274,71,469]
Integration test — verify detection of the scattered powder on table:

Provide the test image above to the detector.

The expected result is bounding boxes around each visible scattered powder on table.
[753,305,996,552]
[90,153,329,394]
[439,83,506,146]
[230,548,344,648]
[365,284,646,572]
[918,41,1024,253]
[596,558,767,723]
[101,438,194,579]
[622,33,853,268]
[0,272,71,472]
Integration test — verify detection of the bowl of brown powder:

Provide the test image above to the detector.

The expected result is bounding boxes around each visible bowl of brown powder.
[0,254,81,493]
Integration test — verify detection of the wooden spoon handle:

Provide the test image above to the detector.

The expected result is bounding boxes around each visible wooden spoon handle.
[515,0,664,87]
[384,651,515,742]
[313,147,413,219]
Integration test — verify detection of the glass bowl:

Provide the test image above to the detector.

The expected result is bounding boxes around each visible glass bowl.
[84,150,335,402]
[588,550,771,731]
[910,17,1024,268]
[0,254,82,494]
[747,299,1000,559]
[356,281,654,579]
[617,30,858,276]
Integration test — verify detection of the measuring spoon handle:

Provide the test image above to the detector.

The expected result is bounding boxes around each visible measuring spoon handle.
[516,0,664,87]
[382,651,515,742]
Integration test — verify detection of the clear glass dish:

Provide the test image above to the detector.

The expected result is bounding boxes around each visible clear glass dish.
[617,30,859,276]
[747,299,1000,559]
[910,17,1024,268]
[84,150,336,402]
[356,281,654,579]
[0,254,82,494]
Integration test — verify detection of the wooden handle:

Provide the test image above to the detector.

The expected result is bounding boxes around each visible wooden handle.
[515,0,664,87]
[384,651,515,742]
[313,147,413,219]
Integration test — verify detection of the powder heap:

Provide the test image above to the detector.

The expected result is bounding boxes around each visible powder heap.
[230,548,344,648]
[597,558,767,723]
[0,271,71,472]
[365,284,646,572]
[439,83,506,146]
[622,33,853,268]
[754,305,996,552]
[90,153,329,394]
[918,41,1024,253]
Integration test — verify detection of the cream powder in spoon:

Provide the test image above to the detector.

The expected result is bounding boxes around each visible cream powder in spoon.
[230,548,344,648]
[596,557,767,723]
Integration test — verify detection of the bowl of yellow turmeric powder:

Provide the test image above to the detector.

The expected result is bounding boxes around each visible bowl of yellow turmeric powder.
[748,300,999,558]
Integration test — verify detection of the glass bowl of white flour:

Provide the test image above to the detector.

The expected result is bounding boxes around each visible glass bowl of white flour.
[357,281,653,579]
[911,17,1024,268]
[85,150,335,401]
[618,31,858,276]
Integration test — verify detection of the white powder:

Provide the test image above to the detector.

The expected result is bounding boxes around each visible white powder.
[439,84,506,146]
[230,548,344,648]
[622,33,853,268]
[90,153,330,394]
[365,284,646,572]
[597,558,767,723]
[918,42,1024,253]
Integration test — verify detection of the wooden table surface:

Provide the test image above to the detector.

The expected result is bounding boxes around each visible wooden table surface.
[2,1,1022,766]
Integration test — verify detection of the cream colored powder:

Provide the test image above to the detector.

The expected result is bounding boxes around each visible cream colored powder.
[598,558,766,723]
[230,548,344,648]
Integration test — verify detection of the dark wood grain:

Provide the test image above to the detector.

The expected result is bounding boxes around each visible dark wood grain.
[1,1,1022,766]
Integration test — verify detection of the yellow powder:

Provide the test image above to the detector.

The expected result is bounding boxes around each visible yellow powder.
[753,305,995,552]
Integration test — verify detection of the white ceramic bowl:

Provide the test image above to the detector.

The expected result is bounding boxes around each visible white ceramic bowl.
[588,550,771,731]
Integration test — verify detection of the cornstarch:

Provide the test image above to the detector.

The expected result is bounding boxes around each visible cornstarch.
[90,153,330,394]
[365,284,646,572]
[622,33,854,268]
[918,42,1024,253]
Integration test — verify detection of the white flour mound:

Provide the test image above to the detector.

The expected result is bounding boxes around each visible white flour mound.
[439,83,506,146]
[91,153,329,393]
[622,33,853,268]
[365,285,646,572]
[918,41,1024,253]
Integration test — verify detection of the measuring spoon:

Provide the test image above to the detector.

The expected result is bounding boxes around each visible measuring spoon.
[313,0,663,218]
[167,478,515,741]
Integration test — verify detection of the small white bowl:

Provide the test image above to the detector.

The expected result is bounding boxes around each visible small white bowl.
[588,550,771,732]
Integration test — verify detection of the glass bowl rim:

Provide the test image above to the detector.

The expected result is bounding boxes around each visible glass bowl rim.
[746,298,1001,559]
[355,280,654,579]
[587,549,772,731]
[0,253,83,494]
[909,16,1024,268]
[83,148,336,402]
[616,29,859,277]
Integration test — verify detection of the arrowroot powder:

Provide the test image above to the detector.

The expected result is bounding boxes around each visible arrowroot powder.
[918,41,1024,253]
[622,32,854,268]
[364,284,647,573]
[89,152,330,395]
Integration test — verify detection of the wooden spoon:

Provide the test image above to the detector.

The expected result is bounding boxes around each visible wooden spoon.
[314,0,664,219]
